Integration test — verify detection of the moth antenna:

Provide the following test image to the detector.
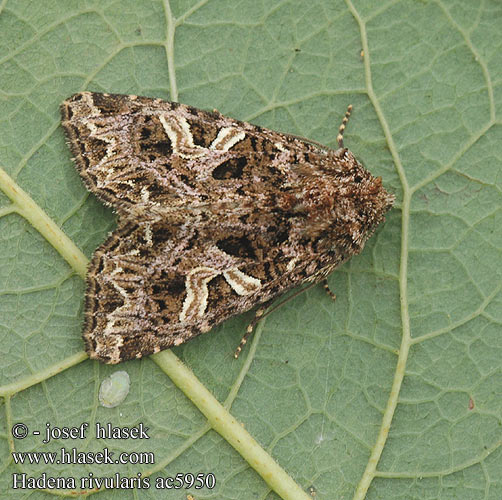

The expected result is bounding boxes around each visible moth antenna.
[234,304,268,359]
[234,282,321,358]
[322,279,336,302]
[336,104,353,148]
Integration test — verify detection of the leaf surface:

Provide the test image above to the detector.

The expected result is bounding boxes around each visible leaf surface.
[1,1,501,499]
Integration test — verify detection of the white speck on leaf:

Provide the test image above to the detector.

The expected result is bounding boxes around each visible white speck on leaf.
[99,371,130,408]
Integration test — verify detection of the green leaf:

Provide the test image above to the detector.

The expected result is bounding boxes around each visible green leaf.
[1,0,501,499]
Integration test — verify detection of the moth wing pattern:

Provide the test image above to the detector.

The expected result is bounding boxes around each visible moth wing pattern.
[84,220,321,363]
[60,91,320,224]
[61,92,394,363]
[61,92,201,219]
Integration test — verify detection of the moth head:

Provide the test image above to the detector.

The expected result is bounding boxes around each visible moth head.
[332,153,394,252]
[296,149,394,253]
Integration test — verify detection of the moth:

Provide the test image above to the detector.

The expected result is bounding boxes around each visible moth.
[61,92,394,364]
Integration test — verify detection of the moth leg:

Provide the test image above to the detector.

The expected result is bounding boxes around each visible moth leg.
[322,279,336,302]
[336,104,353,148]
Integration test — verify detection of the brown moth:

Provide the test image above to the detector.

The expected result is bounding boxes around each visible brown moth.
[61,92,394,364]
